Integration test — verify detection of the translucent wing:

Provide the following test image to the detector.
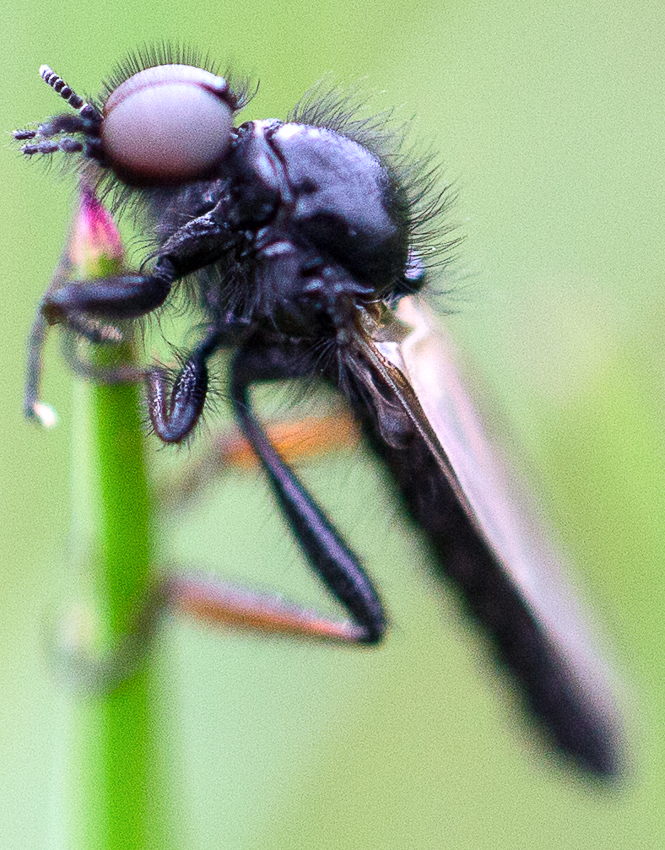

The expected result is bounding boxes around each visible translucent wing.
[342,296,623,777]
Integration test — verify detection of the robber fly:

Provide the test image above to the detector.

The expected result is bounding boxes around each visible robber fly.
[14,48,622,778]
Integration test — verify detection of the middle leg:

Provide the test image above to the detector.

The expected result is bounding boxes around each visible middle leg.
[229,343,387,644]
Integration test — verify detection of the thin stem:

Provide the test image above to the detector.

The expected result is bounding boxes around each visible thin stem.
[51,187,178,850]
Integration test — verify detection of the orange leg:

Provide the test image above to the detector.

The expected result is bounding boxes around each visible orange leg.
[166,576,366,644]
[57,411,368,691]
[162,410,360,507]
[156,409,373,646]
[57,569,370,693]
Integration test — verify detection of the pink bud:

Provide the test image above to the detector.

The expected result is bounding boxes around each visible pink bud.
[70,183,124,276]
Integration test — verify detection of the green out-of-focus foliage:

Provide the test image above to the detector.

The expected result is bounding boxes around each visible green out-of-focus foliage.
[1,1,663,848]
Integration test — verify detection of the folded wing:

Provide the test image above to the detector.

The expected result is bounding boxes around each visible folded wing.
[341,296,623,778]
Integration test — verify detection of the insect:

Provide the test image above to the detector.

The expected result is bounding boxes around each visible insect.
[15,48,622,779]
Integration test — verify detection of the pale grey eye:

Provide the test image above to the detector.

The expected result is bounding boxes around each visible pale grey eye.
[101,64,234,185]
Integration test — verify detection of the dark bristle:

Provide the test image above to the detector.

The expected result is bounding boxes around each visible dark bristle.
[98,42,256,113]
[289,81,462,279]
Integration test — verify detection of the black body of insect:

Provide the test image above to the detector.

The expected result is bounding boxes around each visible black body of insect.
[15,50,622,779]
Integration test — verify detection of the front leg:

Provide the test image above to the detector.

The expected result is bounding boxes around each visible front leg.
[146,327,223,444]
[42,260,175,332]
[26,204,238,420]
[42,208,237,335]
[145,313,252,444]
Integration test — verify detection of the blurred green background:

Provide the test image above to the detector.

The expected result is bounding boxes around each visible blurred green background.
[1,1,664,847]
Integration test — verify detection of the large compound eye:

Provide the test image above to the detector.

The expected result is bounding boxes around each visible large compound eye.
[101,64,235,185]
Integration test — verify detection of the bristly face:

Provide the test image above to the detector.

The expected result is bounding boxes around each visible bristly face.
[14,47,457,281]
[16,55,245,187]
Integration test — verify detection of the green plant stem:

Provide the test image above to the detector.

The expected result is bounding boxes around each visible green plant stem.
[53,222,178,848]
[67,348,161,850]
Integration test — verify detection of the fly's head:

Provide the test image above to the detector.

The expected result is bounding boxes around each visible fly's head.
[14,59,247,188]
[14,54,457,347]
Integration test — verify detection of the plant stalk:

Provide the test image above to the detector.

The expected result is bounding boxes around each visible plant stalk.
[51,187,177,850]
